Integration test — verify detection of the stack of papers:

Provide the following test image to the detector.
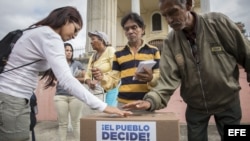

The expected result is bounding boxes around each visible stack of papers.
[133,60,156,80]
[135,60,156,73]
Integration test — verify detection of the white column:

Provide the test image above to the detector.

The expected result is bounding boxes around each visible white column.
[131,0,140,15]
[200,0,210,13]
[86,0,117,53]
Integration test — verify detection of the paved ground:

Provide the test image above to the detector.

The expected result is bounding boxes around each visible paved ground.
[34,121,220,141]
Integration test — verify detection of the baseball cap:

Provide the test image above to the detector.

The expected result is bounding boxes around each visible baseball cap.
[88,31,110,46]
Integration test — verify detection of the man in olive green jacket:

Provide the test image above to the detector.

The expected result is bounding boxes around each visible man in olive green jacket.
[123,0,250,141]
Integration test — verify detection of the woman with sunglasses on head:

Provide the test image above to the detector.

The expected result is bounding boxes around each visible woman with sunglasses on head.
[0,6,132,141]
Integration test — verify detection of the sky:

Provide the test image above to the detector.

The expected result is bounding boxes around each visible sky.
[0,0,249,56]
[0,0,87,57]
[210,0,250,35]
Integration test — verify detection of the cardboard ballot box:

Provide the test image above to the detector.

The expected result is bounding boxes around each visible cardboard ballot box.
[80,112,179,141]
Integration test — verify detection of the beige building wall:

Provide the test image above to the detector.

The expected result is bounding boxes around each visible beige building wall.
[86,0,117,53]
[86,0,202,53]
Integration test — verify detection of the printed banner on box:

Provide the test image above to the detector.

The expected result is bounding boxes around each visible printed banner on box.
[96,121,156,141]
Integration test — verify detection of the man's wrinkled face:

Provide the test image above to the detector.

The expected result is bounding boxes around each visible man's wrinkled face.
[159,0,188,31]
[123,19,144,43]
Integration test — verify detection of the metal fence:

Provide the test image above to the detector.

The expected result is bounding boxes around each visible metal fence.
[73,45,85,58]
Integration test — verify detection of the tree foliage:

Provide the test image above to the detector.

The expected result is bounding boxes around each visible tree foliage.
[235,22,246,34]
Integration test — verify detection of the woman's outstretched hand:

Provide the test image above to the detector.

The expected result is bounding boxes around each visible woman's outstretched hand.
[103,106,133,117]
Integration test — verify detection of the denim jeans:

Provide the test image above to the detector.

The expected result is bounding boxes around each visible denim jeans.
[0,92,30,141]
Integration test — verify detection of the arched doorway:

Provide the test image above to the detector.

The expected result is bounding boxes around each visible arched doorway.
[148,39,164,53]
